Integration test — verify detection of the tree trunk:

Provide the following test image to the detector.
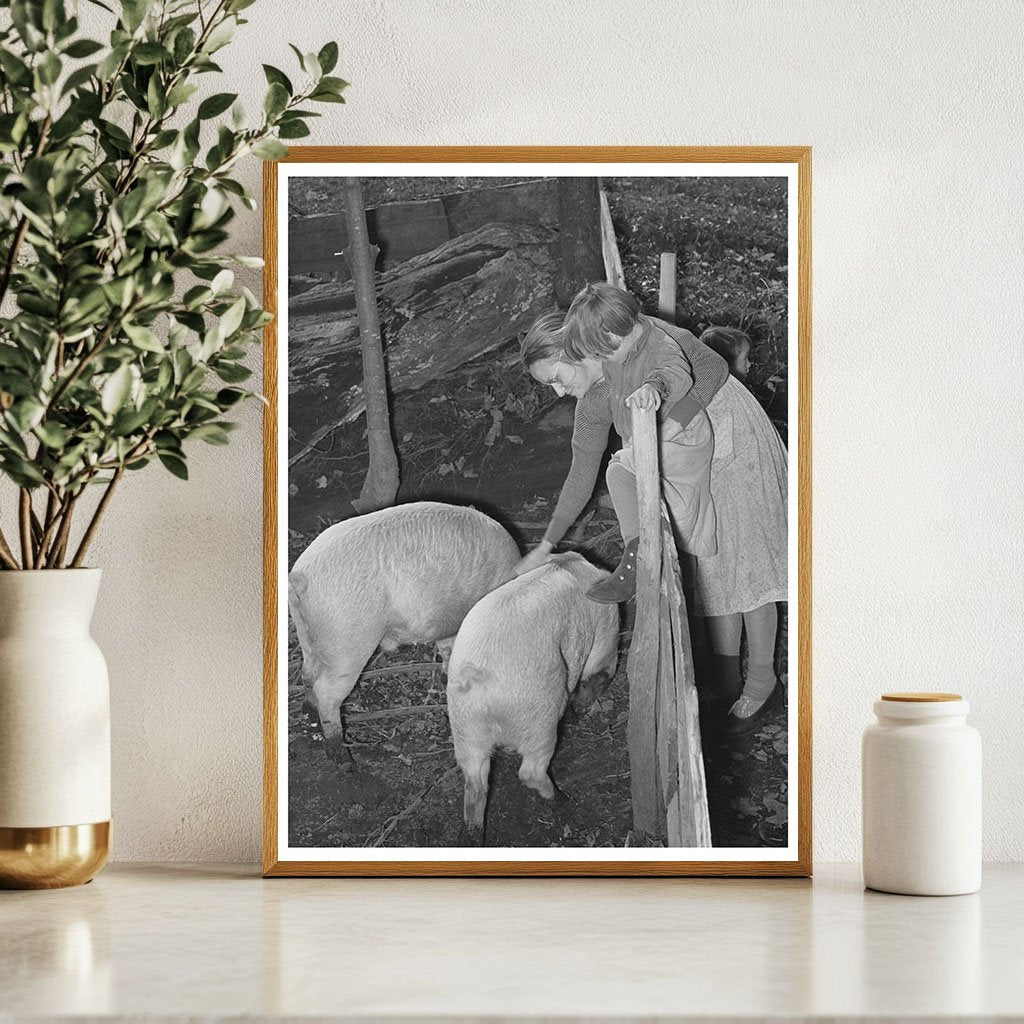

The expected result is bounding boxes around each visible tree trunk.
[340,177,399,513]
[554,177,605,308]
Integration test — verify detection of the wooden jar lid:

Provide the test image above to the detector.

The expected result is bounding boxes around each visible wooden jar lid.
[881,692,962,702]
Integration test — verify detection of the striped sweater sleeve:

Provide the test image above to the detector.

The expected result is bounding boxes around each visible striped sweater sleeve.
[542,383,613,547]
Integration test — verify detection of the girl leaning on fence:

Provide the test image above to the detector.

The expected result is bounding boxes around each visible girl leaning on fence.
[516,284,788,734]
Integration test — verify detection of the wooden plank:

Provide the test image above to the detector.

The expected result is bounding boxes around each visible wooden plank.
[599,186,625,289]
[656,525,681,845]
[663,527,712,847]
[442,178,557,236]
[289,199,451,283]
[658,251,677,322]
[626,405,662,835]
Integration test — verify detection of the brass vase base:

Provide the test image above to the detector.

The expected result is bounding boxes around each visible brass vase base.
[0,821,111,889]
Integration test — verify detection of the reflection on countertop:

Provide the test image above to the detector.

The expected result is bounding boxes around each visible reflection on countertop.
[2,862,1021,1020]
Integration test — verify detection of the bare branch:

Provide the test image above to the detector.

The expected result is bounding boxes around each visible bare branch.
[18,489,34,569]
[70,465,124,568]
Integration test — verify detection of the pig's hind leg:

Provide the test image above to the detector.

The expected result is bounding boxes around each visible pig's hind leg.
[312,635,380,766]
[457,751,491,845]
[517,725,559,801]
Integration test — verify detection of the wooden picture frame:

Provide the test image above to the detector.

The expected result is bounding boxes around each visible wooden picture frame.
[263,147,812,877]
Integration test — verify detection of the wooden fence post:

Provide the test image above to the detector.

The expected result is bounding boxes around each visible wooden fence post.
[626,404,664,834]
[626,403,713,846]
[659,252,677,322]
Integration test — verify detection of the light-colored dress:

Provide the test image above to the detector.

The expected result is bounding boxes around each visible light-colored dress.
[693,374,788,616]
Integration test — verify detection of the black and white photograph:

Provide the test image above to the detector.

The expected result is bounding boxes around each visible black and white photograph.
[265,150,810,874]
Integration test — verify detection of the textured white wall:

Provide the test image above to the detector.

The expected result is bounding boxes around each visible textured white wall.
[68,0,1024,862]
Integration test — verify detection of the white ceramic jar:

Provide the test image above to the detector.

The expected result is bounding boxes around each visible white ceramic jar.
[862,693,981,895]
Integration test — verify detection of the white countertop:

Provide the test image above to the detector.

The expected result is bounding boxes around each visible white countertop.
[2,862,1021,1021]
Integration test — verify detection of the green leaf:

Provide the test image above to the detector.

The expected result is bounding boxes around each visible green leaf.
[262,64,292,94]
[38,51,63,86]
[189,423,231,445]
[198,91,237,119]
[172,26,196,65]
[210,268,233,294]
[212,362,251,384]
[278,120,310,140]
[264,81,288,117]
[63,38,104,58]
[203,16,236,53]
[123,322,164,353]
[182,284,211,309]
[150,128,177,149]
[147,74,165,117]
[215,391,248,413]
[299,51,320,80]
[318,41,339,75]
[9,399,45,432]
[34,421,70,449]
[111,405,151,435]
[10,1,44,52]
[1,455,46,487]
[218,296,246,339]
[309,87,346,104]
[318,75,349,93]
[121,0,151,33]
[132,42,169,66]
[158,452,188,479]
[101,365,133,415]
[181,365,206,391]
[42,0,66,33]
[0,49,33,86]
[251,137,287,160]
[166,82,199,107]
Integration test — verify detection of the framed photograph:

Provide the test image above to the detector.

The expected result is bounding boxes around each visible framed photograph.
[263,147,811,876]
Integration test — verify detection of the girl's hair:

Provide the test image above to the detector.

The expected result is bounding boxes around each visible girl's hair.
[700,326,751,362]
[563,282,640,360]
[519,311,567,369]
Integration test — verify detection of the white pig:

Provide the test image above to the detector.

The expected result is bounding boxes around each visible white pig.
[289,501,519,763]
[446,552,619,842]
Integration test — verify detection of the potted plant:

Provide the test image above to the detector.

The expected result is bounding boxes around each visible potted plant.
[0,0,345,887]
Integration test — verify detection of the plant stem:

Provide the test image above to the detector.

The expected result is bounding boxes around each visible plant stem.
[18,489,34,569]
[35,487,66,566]
[0,528,19,570]
[70,465,124,568]
[45,492,79,569]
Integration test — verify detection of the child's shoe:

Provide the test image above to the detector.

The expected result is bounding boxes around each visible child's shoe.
[587,536,639,603]
[722,678,784,736]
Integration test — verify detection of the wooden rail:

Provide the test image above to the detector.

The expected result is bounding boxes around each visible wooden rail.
[625,404,712,847]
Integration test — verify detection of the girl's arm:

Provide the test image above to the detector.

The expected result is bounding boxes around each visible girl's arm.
[643,323,729,427]
[515,387,612,574]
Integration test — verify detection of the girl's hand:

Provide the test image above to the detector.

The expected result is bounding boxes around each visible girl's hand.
[626,382,662,412]
[514,543,553,576]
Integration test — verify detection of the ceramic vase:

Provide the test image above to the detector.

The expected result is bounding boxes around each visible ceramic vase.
[0,569,111,888]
